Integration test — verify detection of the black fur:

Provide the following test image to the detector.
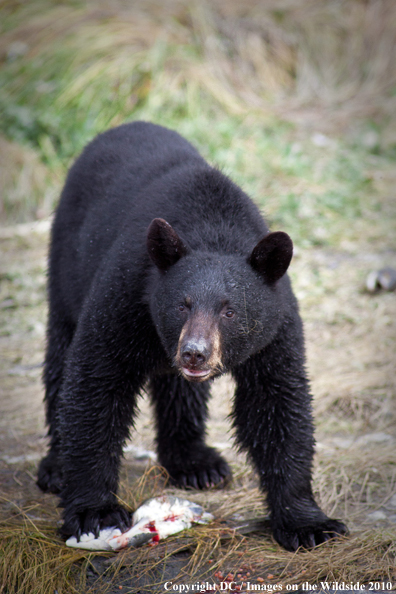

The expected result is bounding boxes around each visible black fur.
[37,121,347,550]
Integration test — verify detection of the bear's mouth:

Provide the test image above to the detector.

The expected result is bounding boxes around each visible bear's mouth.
[181,367,212,381]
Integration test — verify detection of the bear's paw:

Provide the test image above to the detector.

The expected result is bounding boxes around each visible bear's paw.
[273,518,348,552]
[61,503,132,541]
[166,447,232,491]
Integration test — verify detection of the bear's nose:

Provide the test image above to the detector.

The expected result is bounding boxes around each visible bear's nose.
[181,341,208,368]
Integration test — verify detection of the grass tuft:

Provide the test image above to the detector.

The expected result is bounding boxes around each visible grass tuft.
[0,510,89,594]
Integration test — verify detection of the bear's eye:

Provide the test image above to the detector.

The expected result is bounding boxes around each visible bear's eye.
[224,309,235,319]
[178,297,192,313]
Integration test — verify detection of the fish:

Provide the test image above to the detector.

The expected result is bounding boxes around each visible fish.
[65,495,213,551]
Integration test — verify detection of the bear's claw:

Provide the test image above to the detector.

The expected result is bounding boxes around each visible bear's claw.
[166,449,232,490]
[273,518,348,552]
[61,504,132,541]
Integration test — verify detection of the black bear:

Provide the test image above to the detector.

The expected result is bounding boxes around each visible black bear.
[37,121,347,551]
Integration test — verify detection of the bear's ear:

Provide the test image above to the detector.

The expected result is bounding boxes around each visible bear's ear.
[249,231,293,283]
[147,218,189,271]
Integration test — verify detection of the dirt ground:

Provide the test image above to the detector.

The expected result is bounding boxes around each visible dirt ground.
[0,214,395,592]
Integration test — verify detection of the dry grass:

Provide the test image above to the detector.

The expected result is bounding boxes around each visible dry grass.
[0,513,89,594]
[1,473,395,593]
[242,529,396,585]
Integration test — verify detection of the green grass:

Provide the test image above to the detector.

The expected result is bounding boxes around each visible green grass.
[0,0,393,248]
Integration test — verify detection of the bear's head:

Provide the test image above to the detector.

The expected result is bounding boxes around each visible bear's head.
[147,218,293,382]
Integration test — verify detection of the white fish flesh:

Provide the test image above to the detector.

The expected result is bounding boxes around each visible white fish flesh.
[66,495,213,551]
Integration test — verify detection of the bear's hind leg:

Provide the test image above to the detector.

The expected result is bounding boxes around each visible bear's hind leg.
[150,374,231,489]
[37,311,75,494]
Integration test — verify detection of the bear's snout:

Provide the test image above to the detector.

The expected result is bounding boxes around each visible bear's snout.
[176,313,222,382]
[181,339,209,368]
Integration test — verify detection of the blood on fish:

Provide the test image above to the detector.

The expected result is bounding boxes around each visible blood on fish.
[144,521,160,544]
[145,521,157,532]
[164,513,179,522]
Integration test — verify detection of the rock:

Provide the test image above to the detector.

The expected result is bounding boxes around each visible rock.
[366,267,396,293]
[367,511,387,521]
[123,444,157,461]
[355,432,394,446]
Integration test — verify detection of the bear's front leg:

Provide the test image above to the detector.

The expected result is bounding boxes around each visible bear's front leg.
[232,316,348,551]
[151,374,231,489]
[57,368,136,539]
[54,317,151,540]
